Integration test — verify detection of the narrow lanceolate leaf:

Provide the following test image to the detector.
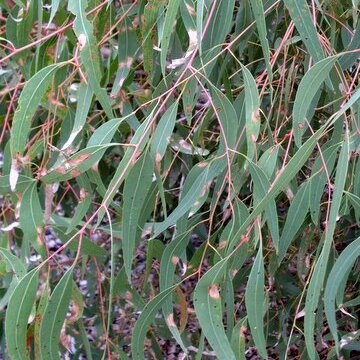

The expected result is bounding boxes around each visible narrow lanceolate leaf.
[249,0,272,82]
[42,117,125,183]
[62,84,93,150]
[20,182,44,252]
[194,259,236,360]
[152,157,225,238]
[0,248,27,309]
[39,266,74,360]
[231,318,247,360]
[245,244,267,359]
[283,0,325,63]
[151,101,179,162]
[132,286,176,360]
[67,174,92,232]
[249,161,279,252]
[142,0,162,76]
[112,16,139,95]
[324,236,360,356]
[292,56,339,146]
[241,63,261,160]
[48,0,60,25]
[5,268,40,360]
[227,88,360,254]
[196,0,205,55]
[68,0,113,118]
[10,62,66,158]
[160,0,180,76]
[160,229,194,352]
[0,248,26,279]
[97,112,154,224]
[309,144,339,224]
[305,132,350,360]
[278,181,310,262]
[209,84,238,153]
[123,151,154,281]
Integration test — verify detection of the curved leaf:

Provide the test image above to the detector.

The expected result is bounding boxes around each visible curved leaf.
[194,258,236,360]
[324,236,360,356]
[245,244,267,359]
[10,62,66,158]
[5,268,40,360]
[122,151,154,281]
[39,266,74,360]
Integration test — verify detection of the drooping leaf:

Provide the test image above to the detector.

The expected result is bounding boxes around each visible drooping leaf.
[278,181,310,262]
[68,0,113,118]
[194,258,236,360]
[10,63,67,158]
[283,0,325,63]
[122,151,154,281]
[5,268,40,360]
[304,131,350,359]
[151,100,179,162]
[240,63,261,161]
[20,182,44,254]
[324,236,360,356]
[160,0,180,76]
[292,56,339,146]
[245,243,267,359]
[39,266,74,360]
[132,286,176,360]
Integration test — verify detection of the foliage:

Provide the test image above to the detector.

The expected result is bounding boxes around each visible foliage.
[0,0,359,358]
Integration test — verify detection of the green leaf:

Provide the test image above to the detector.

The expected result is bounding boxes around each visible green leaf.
[152,158,225,238]
[20,182,44,254]
[122,151,154,281]
[283,0,325,63]
[132,286,176,360]
[194,258,236,360]
[241,63,261,160]
[151,100,179,162]
[0,248,27,310]
[5,268,40,360]
[97,111,154,223]
[112,15,138,94]
[292,56,339,146]
[231,318,247,360]
[0,175,34,195]
[42,117,125,183]
[227,86,360,254]
[245,244,267,359]
[48,0,61,27]
[160,0,180,76]
[68,0,113,119]
[61,84,93,150]
[304,131,350,360]
[209,84,238,153]
[278,181,310,262]
[159,228,196,352]
[324,236,360,356]
[66,174,92,232]
[10,63,66,158]
[39,266,74,360]
[142,0,162,76]
[249,161,279,252]
[249,0,272,82]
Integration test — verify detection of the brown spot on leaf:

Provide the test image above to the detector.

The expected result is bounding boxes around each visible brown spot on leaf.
[70,169,81,178]
[166,313,176,328]
[67,153,91,167]
[251,108,260,122]
[208,284,220,299]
